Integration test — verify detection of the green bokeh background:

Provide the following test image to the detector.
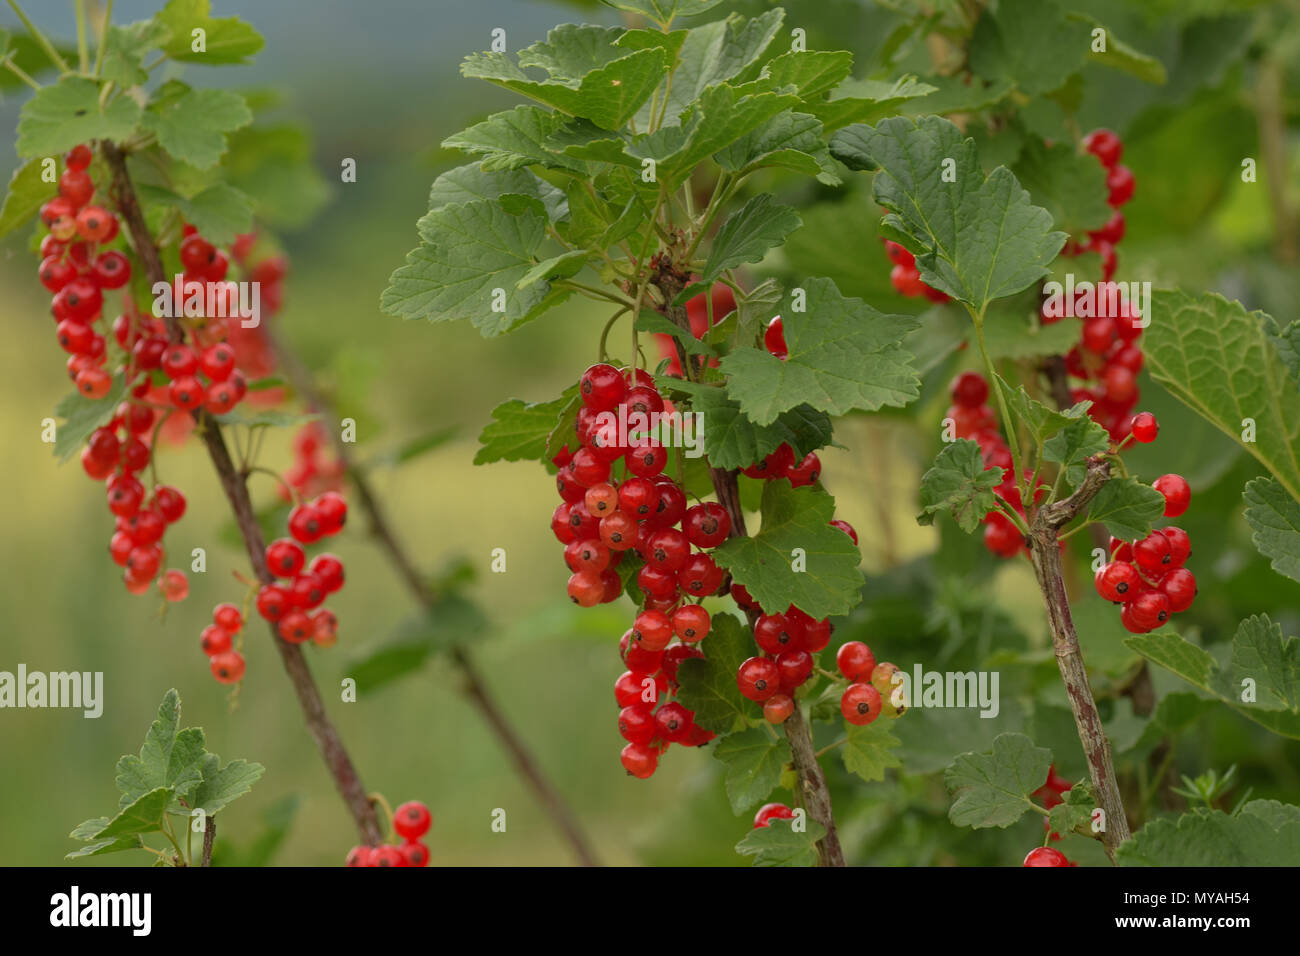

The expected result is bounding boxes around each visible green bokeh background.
[1,0,1298,866]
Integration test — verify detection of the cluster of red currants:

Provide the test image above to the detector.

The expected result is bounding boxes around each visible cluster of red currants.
[834,640,906,725]
[552,364,720,778]
[208,491,349,684]
[1023,846,1076,867]
[345,800,431,867]
[1032,764,1074,841]
[944,371,1040,559]
[201,603,247,685]
[283,421,345,500]
[1049,128,1145,443]
[1095,476,1195,634]
[882,239,951,303]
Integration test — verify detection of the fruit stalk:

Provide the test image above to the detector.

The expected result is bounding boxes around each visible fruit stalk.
[1025,455,1132,861]
[709,466,846,867]
[102,140,382,845]
[264,329,601,867]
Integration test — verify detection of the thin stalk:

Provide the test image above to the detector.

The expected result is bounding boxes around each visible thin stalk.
[6,0,70,72]
[75,0,89,73]
[93,0,113,77]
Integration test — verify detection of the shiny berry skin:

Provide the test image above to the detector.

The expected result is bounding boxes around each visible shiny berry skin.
[74,206,114,241]
[621,742,658,779]
[1159,527,1191,567]
[1082,128,1122,168]
[1119,601,1148,634]
[870,662,901,695]
[567,569,605,607]
[205,381,239,415]
[213,603,243,633]
[786,452,821,487]
[984,512,1023,557]
[56,319,94,354]
[109,531,134,566]
[210,651,246,684]
[753,613,803,655]
[741,443,795,480]
[266,538,305,578]
[829,518,858,545]
[764,316,788,359]
[776,649,814,691]
[730,582,759,610]
[371,845,404,867]
[162,345,198,379]
[1095,561,1141,602]
[551,503,577,544]
[678,551,723,597]
[883,240,914,266]
[555,466,584,504]
[584,483,618,517]
[288,503,325,544]
[763,694,794,724]
[841,682,882,725]
[624,385,664,417]
[278,610,313,644]
[1090,208,1126,245]
[890,262,926,297]
[651,479,687,528]
[654,702,694,743]
[399,842,430,867]
[66,144,93,171]
[1133,531,1172,574]
[311,609,339,647]
[1130,411,1158,443]
[754,803,796,829]
[393,801,432,839]
[637,564,677,601]
[683,502,730,548]
[579,363,628,411]
[618,477,658,520]
[1129,590,1171,630]
[599,510,638,551]
[315,492,347,534]
[344,845,374,867]
[1106,165,1135,206]
[39,255,75,292]
[571,446,610,486]
[632,609,674,652]
[76,368,113,399]
[1024,846,1073,867]
[803,617,833,652]
[671,604,710,642]
[737,656,781,702]
[200,343,236,381]
[290,572,328,610]
[107,476,145,518]
[617,703,656,744]
[255,584,291,621]
[624,442,667,479]
[179,235,217,273]
[645,527,689,572]
[1159,568,1197,613]
[200,625,232,656]
[951,371,989,408]
[59,168,94,207]
[168,376,204,411]
[836,641,877,681]
[153,485,186,523]
[620,630,664,673]
[614,670,661,708]
[1152,474,1190,517]
[158,569,189,601]
[565,538,611,574]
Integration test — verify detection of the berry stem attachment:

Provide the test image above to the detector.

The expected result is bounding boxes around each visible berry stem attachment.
[101,139,383,847]
[368,791,396,843]
[707,466,845,867]
[1025,455,1132,862]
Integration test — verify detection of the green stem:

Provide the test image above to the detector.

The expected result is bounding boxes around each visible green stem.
[75,0,89,73]
[6,0,70,72]
[814,737,847,760]
[598,306,630,362]
[558,280,634,308]
[1,55,41,90]
[93,0,113,77]
[971,309,1027,500]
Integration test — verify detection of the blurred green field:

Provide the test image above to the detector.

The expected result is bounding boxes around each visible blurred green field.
[2,0,1299,867]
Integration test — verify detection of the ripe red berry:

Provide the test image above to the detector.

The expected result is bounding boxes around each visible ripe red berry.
[624,385,664,417]
[169,376,205,410]
[76,367,113,399]
[617,704,656,743]
[890,262,926,297]
[754,802,796,828]
[200,625,233,656]
[737,656,780,702]
[1159,526,1191,567]
[678,551,723,597]
[180,235,217,273]
[753,613,803,654]
[1106,165,1135,206]
[256,584,292,621]
[1082,128,1122,168]
[598,510,638,551]
[153,485,186,522]
[584,482,619,518]
[645,527,689,572]
[621,742,658,779]
[394,801,432,839]
[618,477,658,520]
[315,491,347,534]
[951,371,989,408]
[741,443,795,480]
[311,609,339,647]
[1130,411,1158,443]
[399,842,430,867]
[763,694,794,724]
[288,503,325,544]
[199,343,236,381]
[624,442,667,479]
[266,538,305,577]
[764,316,788,359]
[683,502,731,548]
[1129,590,1171,630]
[278,610,313,644]
[841,682,882,725]
[158,569,189,601]
[210,651,246,684]
[803,617,833,652]
[836,641,877,681]
[65,144,93,171]
[1132,532,1172,572]
[59,168,94,207]
[213,603,243,633]
[75,206,116,242]
[654,702,694,743]
[39,255,75,292]
[829,518,858,544]
[290,572,328,610]
[567,569,604,607]
[309,553,345,592]
[786,452,821,487]
[92,250,131,288]
[571,446,611,486]
[162,344,198,379]
[371,845,404,867]
[1159,567,1197,613]
[1152,474,1190,517]
[579,363,627,411]
[1023,846,1073,867]
[620,630,664,673]
[776,649,813,691]
[1095,561,1141,602]
[671,604,710,642]
[632,609,674,652]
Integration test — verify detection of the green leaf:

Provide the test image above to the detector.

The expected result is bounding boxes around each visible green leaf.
[142,86,251,168]
[975,304,1083,360]
[668,380,832,471]
[944,732,1052,829]
[713,727,791,814]
[842,720,902,783]
[1243,477,1300,585]
[812,76,939,131]
[1126,621,1300,739]
[213,409,319,429]
[1069,12,1167,85]
[52,376,129,463]
[65,832,145,859]
[759,50,854,98]
[189,754,265,815]
[1011,138,1111,237]
[115,689,207,809]
[992,373,1083,448]
[516,250,590,290]
[462,26,667,130]
[346,594,489,693]
[1228,615,1300,713]
[1047,782,1096,837]
[1144,291,1300,503]
[900,74,1012,117]
[676,613,762,733]
[713,110,830,179]
[917,440,1003,533]
[1085,476,1167,542]
[443,106,588,174]
[677,194,801,302]
[0,32,79,91]
[734,816,825,867]
[15,76,142,158]
[99,19,171,87]
[719,277,919,425]
[1043,414,1110,475]
[476,393,577,465]
[601,0,725,27]
[94,788,173,840]
[968,0,1089,96]
[381,200,551,334]
[428,164,566,222]
[157,0,264,64]
[830,115,1066,315]
[635,312,718,359]
[0,159,53,239]
[1117,801,1300,866]
[712,480,864,620]
[655,9,784,123]
[138,182,253,246]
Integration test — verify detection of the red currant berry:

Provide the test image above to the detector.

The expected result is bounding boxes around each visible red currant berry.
[1159,568,1197,613]
[200,625,232,656]
[584,482,618,517]
[951,371,989,408]
[624,385,664,417]
[180,235,217,273]
[803,617,833,652]
[763,694,794,724]
[632,609,674,652]
[754,802,795,828]
[39,255,75,293]
[58,169,94,207]
[158,569,189,601]
[579,363,627,411]
[213,603,243,633]
[1023,846,1073,867]
[1106,164,1135,206]
[618,477,658,520]
[1159,526,1191,567]
[841,682,882,725]
[1082,128,1122,168]
[754,612,803,654]
[288,503,325,544]
[1129,590,1171,630]
[645,527,689,572]
[741,443,795,480]
[829,518,858,544]
[65,144,93,171]
[162,344,198,379]
[624,442,667,479]
[737,656,780,702]
[567,569,604,607]
[169,376,205,411]
[615,670,662,708]
[309,553,345,593]
[836,641,877,681]
[1152,474,1190,517]
[776,648,813,691]
[393,801,432,839]
[764,316,788,359]
[266,538,305,577]
[571,446,610,487]
[371,845,404,867]
[1133,531,1172,574]
[199,342,236,382]
[678,551,723,597]
[399,842,430,867]
[621,742,658,779]
[210,651,245,684]
[1095,561,1141,602]
[152,485,186,523]
[654,702,694,743]
[683,502,731,548]
[290,572,328,610]
[671,604,710,643]
[598,509,638,551]
[278,610,313,644]
[1130,411,1158,443]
